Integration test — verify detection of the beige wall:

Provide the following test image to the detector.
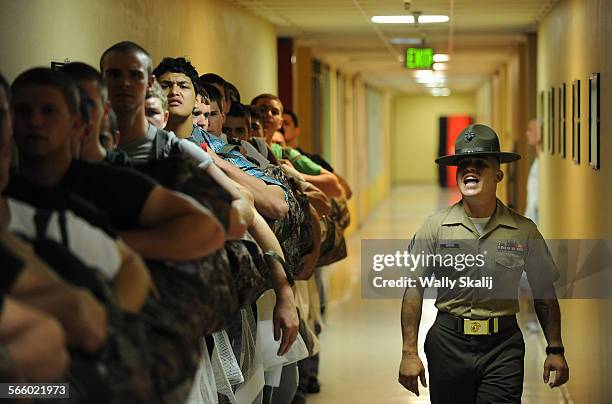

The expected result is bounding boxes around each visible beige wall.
[537,0,612,402]
[392,93,476,184]
[538,0,612,239]
[0,0,277,101]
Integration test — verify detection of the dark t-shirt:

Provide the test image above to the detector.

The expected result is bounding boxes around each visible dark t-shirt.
[60,159,156,231]
[0,239,24,311]
[4,173,117,237]
[104,148,132,167]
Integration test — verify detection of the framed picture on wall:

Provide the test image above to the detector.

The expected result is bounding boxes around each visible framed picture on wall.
[559,83,566,158]
[549,87,555,154]
[572,80,580,164]
[589,73,600,170]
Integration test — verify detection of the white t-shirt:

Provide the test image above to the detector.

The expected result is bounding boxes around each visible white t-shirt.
[7,198,122,281]
[121,123,213,169]
[468,216,491,235]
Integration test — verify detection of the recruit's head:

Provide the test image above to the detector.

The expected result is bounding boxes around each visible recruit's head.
[153,57,201,122]
[100,41,154,117]
[11,68,81,162]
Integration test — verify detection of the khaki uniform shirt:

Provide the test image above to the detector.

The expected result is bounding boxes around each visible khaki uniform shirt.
[409,199,559,319]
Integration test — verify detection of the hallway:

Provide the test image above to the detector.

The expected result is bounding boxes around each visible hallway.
[309,185,568,404]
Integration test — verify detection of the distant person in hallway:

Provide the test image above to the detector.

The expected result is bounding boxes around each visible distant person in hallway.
[398,124,569,403]
[524,118,540,225]
[252,95,343,198]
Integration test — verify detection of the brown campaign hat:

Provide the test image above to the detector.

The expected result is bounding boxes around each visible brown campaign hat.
[435,124,521,166]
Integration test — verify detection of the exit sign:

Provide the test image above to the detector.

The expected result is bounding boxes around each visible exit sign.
[405,48,434,69]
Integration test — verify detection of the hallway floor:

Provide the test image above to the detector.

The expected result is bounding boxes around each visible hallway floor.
[308,185,566,404]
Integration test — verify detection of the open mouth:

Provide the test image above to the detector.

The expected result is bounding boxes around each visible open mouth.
[463,175,480,185]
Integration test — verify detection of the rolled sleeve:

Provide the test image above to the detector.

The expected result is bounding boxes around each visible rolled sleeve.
[407,219,438,282]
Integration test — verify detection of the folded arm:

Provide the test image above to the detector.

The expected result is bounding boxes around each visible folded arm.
[120,186,226,261]
[112,239,151,313]
[247,211,298,355]
[3,231,107,352]
[300,169,343,198]
[209,150,288,220]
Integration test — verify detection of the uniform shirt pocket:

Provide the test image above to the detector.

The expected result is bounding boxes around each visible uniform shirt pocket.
[495,252,525,271]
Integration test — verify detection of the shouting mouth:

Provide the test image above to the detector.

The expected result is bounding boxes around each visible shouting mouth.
[463,175,480,187]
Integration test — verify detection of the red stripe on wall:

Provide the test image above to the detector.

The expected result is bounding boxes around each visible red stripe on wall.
[445,116,473,187]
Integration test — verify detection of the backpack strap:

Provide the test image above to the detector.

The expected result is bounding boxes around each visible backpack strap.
[154,128,171,161]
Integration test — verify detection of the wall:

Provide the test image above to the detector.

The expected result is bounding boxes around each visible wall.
[0,0,277,101]
[391,93,476,184]
[537,0,612,402]
[292,46,392,232]
[473,37,536,211]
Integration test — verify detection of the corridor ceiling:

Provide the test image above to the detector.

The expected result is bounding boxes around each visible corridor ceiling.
[230,0,559,94]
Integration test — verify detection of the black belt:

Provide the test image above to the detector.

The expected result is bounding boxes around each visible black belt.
[436,311,518,335]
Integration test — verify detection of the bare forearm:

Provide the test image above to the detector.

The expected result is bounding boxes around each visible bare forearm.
[214,156,288,219]
[3,233,106,350]
[14,286,97,347]
[113,243,151,313]
[121,212,225,260]
[534,295,563,347]
[248,210,291,293]
[401,287,424,355]
[227,200,251,240]
[301,173,343,198]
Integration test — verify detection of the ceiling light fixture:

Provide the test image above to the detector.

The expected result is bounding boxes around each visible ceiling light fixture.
[390,37,424,45]
[432,63,448,71]
[413,70,445,79]
[433,54,449,62]
[371,15,414,24]
[431,88,451,96]
[418,15,450,23]
[371,14,449,24]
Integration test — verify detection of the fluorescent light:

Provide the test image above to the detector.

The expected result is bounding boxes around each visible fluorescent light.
[414,70,447,85]
[413,70,433,78]
[390,37,424,45]
[371,15,415,24]
[432,62,447,71]
[372,14,449,24]
[433,54,449,62]
[418,15,450,23]
[431,88,451,96]
[413,70,445,79]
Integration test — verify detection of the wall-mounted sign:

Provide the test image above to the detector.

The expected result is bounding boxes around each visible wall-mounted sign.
[405,47,434,69]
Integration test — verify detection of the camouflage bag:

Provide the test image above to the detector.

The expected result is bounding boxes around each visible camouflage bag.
[29,210,157,403]
[225,235,270,307]
[316,198,349,266]
[137,151,266,310]
[260,164,315,279]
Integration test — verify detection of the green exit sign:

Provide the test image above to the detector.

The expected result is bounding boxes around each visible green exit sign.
[405,48,434,69]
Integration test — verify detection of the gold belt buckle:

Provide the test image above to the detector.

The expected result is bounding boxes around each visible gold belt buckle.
[463,319,497,335]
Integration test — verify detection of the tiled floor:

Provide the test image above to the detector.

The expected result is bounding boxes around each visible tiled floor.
[308,185,566,404]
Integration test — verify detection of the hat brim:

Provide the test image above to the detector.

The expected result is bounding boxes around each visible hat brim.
[435,151,521,166]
